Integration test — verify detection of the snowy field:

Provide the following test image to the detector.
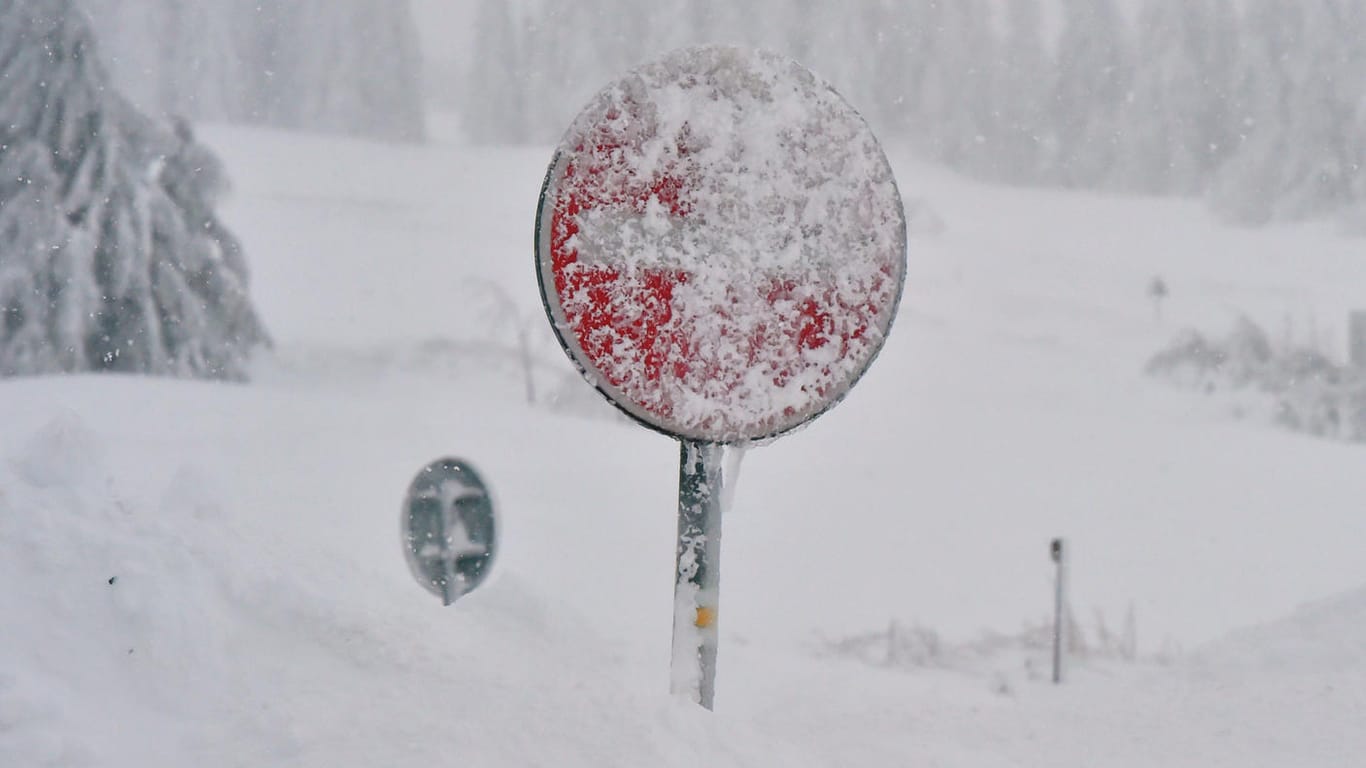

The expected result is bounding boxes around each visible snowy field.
[4,120,1366,766]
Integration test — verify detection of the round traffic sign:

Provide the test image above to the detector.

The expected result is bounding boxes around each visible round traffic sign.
[401,458,497,605]
[536,46,906,443]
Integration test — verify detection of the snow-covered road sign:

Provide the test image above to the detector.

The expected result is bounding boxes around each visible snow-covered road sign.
[534,45,906,710]
[535,45,906,444]
[401,458,497,606]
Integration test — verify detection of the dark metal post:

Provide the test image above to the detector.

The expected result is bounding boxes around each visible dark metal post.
[1350,311,1366,369]
[671,439,725,709]
[1051,537,1067,684]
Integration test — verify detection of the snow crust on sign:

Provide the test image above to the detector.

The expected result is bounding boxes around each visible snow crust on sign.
[540,46,906,442]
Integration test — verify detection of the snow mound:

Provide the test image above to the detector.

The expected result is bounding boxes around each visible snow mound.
[9,411,104,489]
[1192,586,1366,678]
[0,380,822,767]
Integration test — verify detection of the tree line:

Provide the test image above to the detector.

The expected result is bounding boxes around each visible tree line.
[465,0,1366,225]
[80,0,427,142]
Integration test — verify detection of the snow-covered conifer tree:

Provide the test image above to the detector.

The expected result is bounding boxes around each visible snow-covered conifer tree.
[0,0,268,379]
[857,0,919,135]
[1210,0,1363,222]
[1053,0,1132,188]
[991,0,1052,184]
[467,0,529,144]
[264,0,427,142]
[78,0,426,142]
[930,0,996,172]
[1268,0,1366,219]
[1196,0,1240,175]
[1207,0,1291,223]
[1110,1,1184,194]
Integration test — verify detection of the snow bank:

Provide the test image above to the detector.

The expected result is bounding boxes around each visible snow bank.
[0,382,819,766]
[5,121,1366,766]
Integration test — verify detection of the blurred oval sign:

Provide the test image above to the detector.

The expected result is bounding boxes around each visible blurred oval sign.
[535,45,907,443]
[401,458,497,605]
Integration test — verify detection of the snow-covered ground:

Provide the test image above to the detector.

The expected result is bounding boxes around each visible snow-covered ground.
[3,120,1365,766]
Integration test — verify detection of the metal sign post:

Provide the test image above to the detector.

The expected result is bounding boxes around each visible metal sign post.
[1350,311,1366,368]
[535,45,907,710]
[1051,537,1067,684]
[671,440,725,707]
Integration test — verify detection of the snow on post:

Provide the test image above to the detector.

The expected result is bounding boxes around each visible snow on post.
[535,46,907,709]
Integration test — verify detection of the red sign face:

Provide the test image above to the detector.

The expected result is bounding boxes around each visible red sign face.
[536,46,906,443]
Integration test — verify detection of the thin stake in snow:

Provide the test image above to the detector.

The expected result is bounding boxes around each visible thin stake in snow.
[1051,537,1068,684]
[1148,276,1169,324]
[1349,311,1366,369]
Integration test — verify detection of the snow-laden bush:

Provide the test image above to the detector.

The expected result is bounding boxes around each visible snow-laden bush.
[1147,317,1366,442]
[0,0,268,380]
[1144,317,1273,392]
[822,607,1141,690]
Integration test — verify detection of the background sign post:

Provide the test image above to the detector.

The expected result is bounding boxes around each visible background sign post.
[1051,537,1067,684]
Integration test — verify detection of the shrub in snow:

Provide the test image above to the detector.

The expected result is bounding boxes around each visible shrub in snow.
[0,0,268,380]
[1145,317,1271,390]
[823,609,1140,684]
[1148,317,1366,442]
